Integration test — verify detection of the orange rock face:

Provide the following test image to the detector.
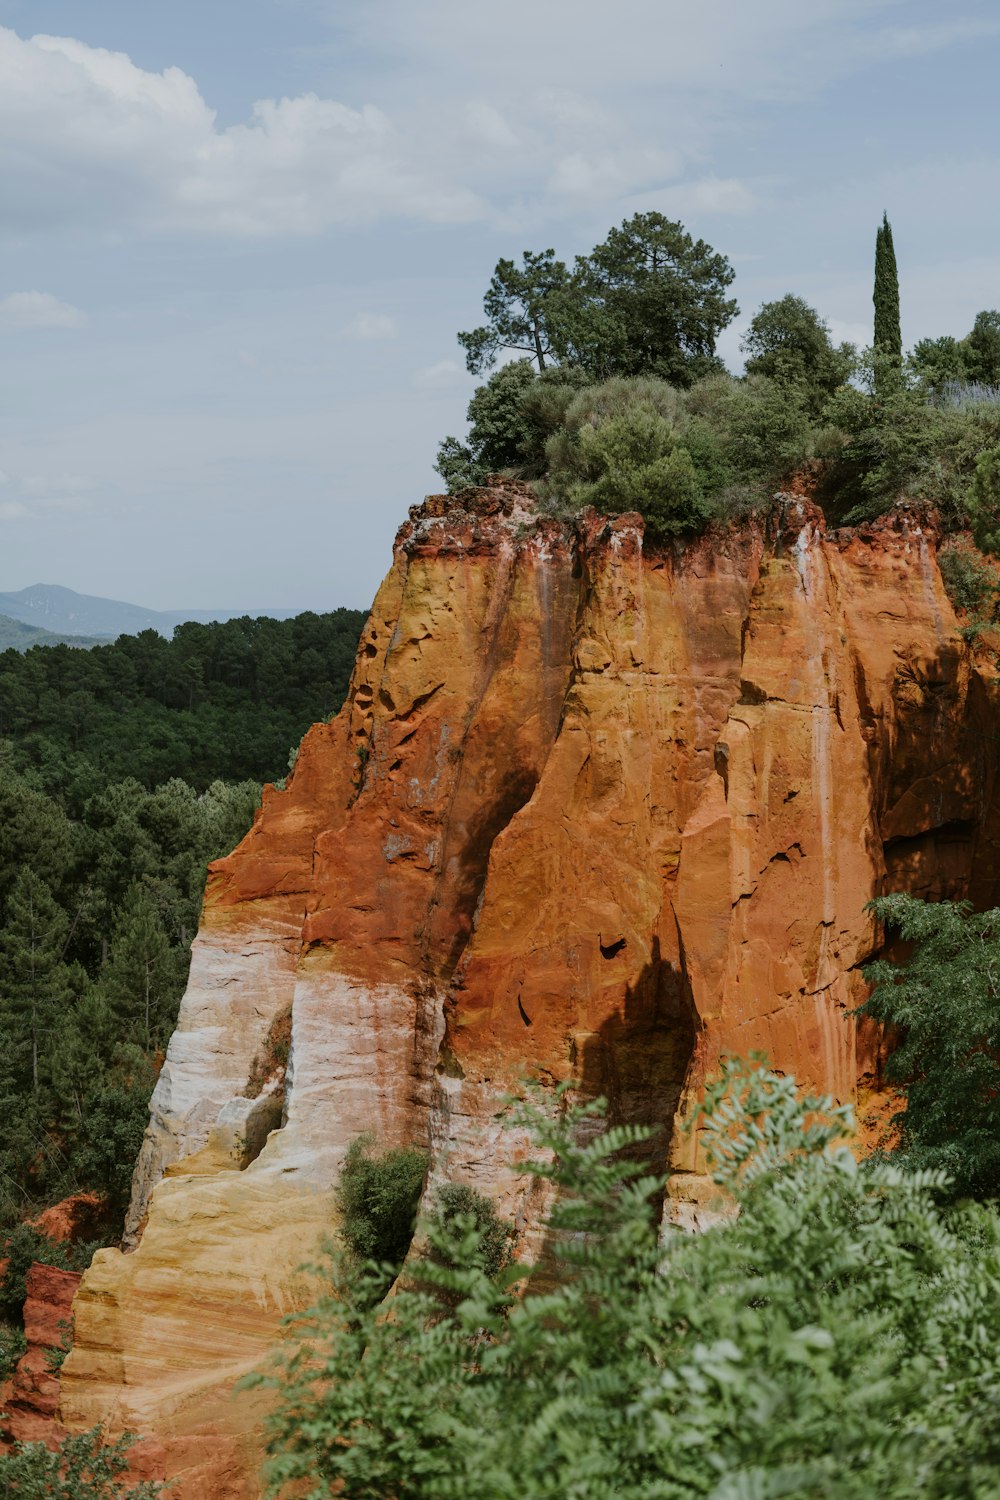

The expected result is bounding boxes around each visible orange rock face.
[60,483,1000,1496]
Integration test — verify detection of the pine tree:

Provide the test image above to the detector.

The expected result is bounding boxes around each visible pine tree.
[0,869,75,1092]
[873,211,902,393]
[98,885,176,1051]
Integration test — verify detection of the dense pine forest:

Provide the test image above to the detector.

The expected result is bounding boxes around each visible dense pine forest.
[0,610,363,1331]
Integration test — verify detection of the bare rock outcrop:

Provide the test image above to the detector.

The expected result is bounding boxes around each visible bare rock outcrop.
[1,1263,80,1450]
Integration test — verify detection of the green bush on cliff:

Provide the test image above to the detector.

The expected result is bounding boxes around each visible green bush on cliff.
[859,894,1000,1200]
[435,362,590,491]
[427,1183,516,1283]
[336,1134,428,1287]
[540,377,711,537]
[0,1226,103,1325]
[0,1225,72,1323]
[260,1062,1000,1498]
[937,540,998,622]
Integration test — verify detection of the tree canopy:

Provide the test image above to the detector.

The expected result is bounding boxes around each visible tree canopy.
[565,213,738,384]
[741,293,855,414]
[458,250,571,374]
[457,214,737,386]
[0,609,363,1237]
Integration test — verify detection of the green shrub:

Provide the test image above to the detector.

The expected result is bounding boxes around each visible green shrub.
[428,1183,515,1282]
[858,894,1000,1200]
[0,1225,103,1325]
[937,541,997,621]
[0,1428,161,1498]
[683,371,814,511]
[822,382,1000,526]
[261,1063,1000,1498]
[0,1318,27,1380]
[0,1225,71,1324]
[542,377,710,537]
[968,442,1000,553]
[434,363,592,493]
[335,1134,427,1276]
[741,293,855,415]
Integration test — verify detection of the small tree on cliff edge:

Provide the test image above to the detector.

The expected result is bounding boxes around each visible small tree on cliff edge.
[873,211,902,394]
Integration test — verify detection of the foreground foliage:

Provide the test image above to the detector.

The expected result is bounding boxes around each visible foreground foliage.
[860,893,1000,1200]
[0,1428,160,1499]
[260,1063,1000,1498]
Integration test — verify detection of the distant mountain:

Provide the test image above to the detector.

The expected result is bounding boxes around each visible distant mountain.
[0,612,105,651]
[0,584,298,640]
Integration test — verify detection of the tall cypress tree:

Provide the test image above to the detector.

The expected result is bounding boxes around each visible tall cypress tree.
[873,212,902,392]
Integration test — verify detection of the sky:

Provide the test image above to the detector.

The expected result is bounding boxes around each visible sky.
[0,0,998,612]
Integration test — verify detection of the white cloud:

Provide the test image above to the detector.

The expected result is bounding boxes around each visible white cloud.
[0,291,86,330]
[0,471,99,521]
[466,102,517,149]
[879,19,1000,57]
[549,147,682,201]
[345,312,397,340]
[0,26,485,237]
[343,0,903,102]
[656,177,760,217]
[827,318,870,349]
[413,359,467,389]
[22,472,97,500]
[0,7,909,245]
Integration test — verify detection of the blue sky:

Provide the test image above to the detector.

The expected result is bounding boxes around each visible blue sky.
[0,0,998,610]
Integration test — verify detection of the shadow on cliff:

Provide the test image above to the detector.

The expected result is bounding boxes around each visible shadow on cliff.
[428,764,542,980]
[865,639,1000,910]
[531,939,697,1289]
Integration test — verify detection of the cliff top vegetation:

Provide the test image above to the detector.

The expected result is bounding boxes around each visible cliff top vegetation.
[437,211,1000,553]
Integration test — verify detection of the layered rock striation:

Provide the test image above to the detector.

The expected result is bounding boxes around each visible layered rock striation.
[61,482,1000,1495]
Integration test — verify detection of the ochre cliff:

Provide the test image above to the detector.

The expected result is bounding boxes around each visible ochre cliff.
[59,482,1000,1496]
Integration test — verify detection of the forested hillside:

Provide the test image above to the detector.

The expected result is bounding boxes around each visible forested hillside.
[0,610,363,803]
[0,609,364,1299]
[0,615,103,652]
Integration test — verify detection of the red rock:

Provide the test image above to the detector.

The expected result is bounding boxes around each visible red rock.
[1,1263,80,1451]
[30,1192,110,1246]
